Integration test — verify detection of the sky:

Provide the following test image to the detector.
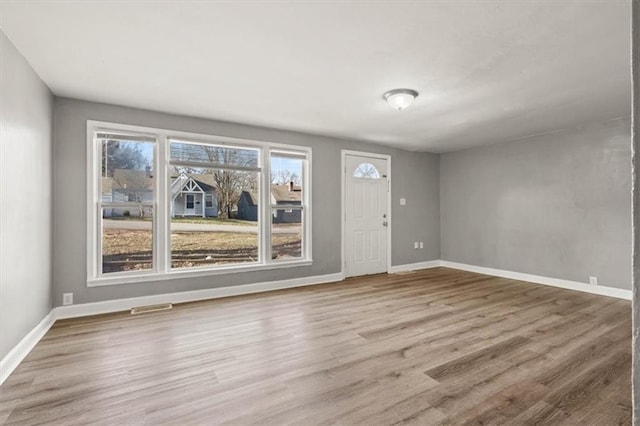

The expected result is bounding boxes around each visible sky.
[271,156,303,184]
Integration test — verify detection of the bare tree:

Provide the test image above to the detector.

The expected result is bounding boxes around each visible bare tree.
[213,170,238,219]
[205,148,257,219]
[112,170,152,217]
[271,169,301,186]
[171,142,258,219]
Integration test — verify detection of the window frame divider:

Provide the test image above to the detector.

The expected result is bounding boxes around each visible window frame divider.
[261,147,272,263]
[169,160,261,173]
[157,135,169,275]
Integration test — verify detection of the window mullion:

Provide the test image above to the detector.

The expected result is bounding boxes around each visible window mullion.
[98,202,154,208]
[88,128,99,280]
[261,148,272,263]
[97,206,103,276]
[169,160,261,173]
[271,205,303,210]
[157,134,168,274]
[304,157,311,260]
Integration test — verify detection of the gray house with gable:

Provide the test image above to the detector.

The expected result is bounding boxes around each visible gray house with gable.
[102,170,218,217]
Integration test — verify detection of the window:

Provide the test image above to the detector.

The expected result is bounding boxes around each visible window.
[169,139,261,269]
[353,162,380,179]
[270,152,305,260]
[88,122,311,285]
[96,132,156,275]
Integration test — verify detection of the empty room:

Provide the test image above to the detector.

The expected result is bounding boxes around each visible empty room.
[1,1,639,425]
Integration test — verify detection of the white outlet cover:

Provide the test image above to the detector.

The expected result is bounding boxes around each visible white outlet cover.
[589,276,598,286]
[63,293,73,305]
[419,242,424,249]
[400,198,406,206]
[414,242,419,249]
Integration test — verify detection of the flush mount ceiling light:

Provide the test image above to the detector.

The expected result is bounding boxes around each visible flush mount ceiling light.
[383,88,419,110]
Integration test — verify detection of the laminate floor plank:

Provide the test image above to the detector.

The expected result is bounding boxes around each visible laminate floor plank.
[0,267,631,425]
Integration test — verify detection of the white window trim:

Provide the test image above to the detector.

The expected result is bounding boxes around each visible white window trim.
[87,120,312,287]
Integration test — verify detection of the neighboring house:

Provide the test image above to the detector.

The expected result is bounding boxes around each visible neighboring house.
[238,182,302,223]
[102,169,154,217]
[170,173,218,218]
[102,170,218,218]
[237,190,258,221]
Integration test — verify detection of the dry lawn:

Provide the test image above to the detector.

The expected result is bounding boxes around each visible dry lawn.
[102,229,301,273]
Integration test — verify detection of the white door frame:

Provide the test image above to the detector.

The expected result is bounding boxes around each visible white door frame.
[341,150,392,277]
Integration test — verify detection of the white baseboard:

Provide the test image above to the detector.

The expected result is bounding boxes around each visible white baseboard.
[55,271,345,320]
[440,260,632,300]
[0,310,56,385]
[388,260,441,274]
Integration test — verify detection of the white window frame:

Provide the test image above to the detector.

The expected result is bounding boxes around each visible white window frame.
[87,120,312,286]
[269,150,307,262]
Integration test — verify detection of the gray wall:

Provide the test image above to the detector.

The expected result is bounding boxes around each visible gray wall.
[631,0,638,422]
[53,98,440,306]
[441,117,632,290]
[0,32,53,359]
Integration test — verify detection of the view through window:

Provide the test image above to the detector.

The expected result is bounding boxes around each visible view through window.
[169,139,261,269]
[270,153,304,260]
[98,133,155,274]
[90,124,311,282]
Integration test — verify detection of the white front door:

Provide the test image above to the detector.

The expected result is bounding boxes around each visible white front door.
[344,154,389,278]
[185,194,195,216]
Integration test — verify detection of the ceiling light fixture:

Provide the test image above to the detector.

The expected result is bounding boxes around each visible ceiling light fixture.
[383,88,419,110]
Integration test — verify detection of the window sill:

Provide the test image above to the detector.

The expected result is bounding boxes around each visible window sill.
[87,259,313,287]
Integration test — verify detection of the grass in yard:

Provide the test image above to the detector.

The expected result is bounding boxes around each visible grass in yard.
[102,228,301,272]
[171,231,259,267]
[102,229,153,273]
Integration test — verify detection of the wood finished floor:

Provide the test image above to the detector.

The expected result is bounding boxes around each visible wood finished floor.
[0,267,632,425]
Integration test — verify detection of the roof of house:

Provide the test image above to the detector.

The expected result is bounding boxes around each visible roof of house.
[240,184,301,206]
[182,173,216,192]
[271,184,301,203]
[110,169,153,191]
[240,191,259,206]
[101,177,114,193]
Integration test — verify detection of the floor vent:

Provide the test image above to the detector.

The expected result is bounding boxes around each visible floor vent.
[131,303,173,315]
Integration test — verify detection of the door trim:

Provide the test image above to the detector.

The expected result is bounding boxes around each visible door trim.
[341,150,391,277]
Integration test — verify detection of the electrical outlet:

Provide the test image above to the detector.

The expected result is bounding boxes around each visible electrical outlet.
[589,276,598,286]
[63,293,73,306]
[400,198,406,206]
[414,242,419,249]
[419,242,424,249]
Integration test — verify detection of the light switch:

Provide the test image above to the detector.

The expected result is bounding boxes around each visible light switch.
[400,198,406,206]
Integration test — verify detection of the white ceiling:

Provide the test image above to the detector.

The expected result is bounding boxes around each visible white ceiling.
[0,1,631,152]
